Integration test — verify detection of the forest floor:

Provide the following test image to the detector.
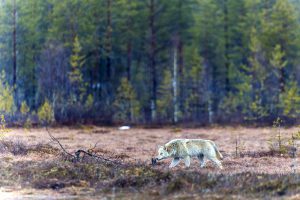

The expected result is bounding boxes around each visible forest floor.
[1,126,300,199]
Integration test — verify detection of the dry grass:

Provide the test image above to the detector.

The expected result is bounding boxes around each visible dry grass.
[0,126,300,199]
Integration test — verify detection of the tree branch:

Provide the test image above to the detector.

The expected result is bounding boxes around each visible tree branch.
[46,127,121,165]
[46,127,75,158]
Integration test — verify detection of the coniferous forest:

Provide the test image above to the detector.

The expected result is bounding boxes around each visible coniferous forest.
[1,0,300,125]
[3,1,300,199]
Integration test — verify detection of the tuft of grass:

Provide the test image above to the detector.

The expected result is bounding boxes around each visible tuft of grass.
[170,127,182,133]
[0,140,60,156]
[166,178,183,193]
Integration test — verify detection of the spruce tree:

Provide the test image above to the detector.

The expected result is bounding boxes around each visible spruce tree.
[69,36,86,102]
[113,78,140,123]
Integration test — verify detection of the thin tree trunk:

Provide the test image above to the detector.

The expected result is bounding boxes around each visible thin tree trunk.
[205,60,214,124]
[224,0,230,93]
[173,46,178,123]
[149,0,157,122]
[127,41,132,121]
[178,39,184,116]
[178,40,183,77]
[176,0,183,121]
[126,41,132,81]
[177,0,183,76]
[12,0,17,105]
[106,0,112,80]
[279,68,285,92]
[208,93,213,124]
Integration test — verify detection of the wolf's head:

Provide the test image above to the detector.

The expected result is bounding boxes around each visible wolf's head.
[156,145,172,161]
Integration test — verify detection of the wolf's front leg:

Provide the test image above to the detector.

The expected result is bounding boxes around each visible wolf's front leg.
[184,156,190,167]
[169,158,181,168]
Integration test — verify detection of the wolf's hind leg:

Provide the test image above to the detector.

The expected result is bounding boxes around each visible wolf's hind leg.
[169,158,181,168]
[197,154,206,168]
[184,156,190,167]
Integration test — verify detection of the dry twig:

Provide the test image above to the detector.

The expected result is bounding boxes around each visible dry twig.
[46,127,75,158]
[46,127,121,164]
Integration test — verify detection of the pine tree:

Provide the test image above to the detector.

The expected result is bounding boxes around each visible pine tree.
[219,24,268,122]
[184,46,204,121]
[148,0,157,122]
[245,27,268,121]
[114,0,141,81]
[261,0,299,116]
[38,99,55,125]
[104,0,112,80]
[196,0,223,123]
[20,101,30,116]
[279,81,300,118]
[157,70,173,121]
[270,44,288,93]
[113,78,140,123]
[0,71,16,115]
[69,36,86,102]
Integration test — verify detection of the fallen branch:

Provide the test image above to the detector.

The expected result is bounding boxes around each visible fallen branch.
[46,127,122,165]
[75,149,113,163]
[46,127,75,158]
[87,140,100,153]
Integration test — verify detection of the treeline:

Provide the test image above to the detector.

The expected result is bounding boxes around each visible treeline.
[0,0,300,125]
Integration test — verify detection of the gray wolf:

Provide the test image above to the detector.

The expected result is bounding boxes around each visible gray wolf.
[155,139,223,169]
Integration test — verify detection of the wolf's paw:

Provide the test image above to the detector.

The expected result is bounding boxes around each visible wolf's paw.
[151,158,157,165]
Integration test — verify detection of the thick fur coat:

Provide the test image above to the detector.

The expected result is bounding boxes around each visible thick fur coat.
[155,139,223,169]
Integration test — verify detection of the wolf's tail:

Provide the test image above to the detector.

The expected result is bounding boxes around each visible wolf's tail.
[212,143,223,160]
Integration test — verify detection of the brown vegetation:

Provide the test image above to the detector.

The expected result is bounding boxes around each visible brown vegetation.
[0,127,300,199]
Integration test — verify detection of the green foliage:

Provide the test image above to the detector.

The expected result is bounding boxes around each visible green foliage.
[24,117,32,132]
[0,71,16,115]
[0,115,10,140]
[279,81,300,118]
[69,36,86,102]
[219,92,240,116]
[20,100,31,129]
[20,101,30,116]
[186,46,203,83]
[0,0,300,124]
[184,93,201,120]
[113,78,140,122]
[268,117,288,154]
[183,46,204,120]
[85,94,94,110]
[288,130,300,158]
[38,99,55,125]
[270,45,287,71]
[268,117,300,158]
[248,27,267,87]
[247,95,268,121]
[261,0,298,58]
[157,70,173,120]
